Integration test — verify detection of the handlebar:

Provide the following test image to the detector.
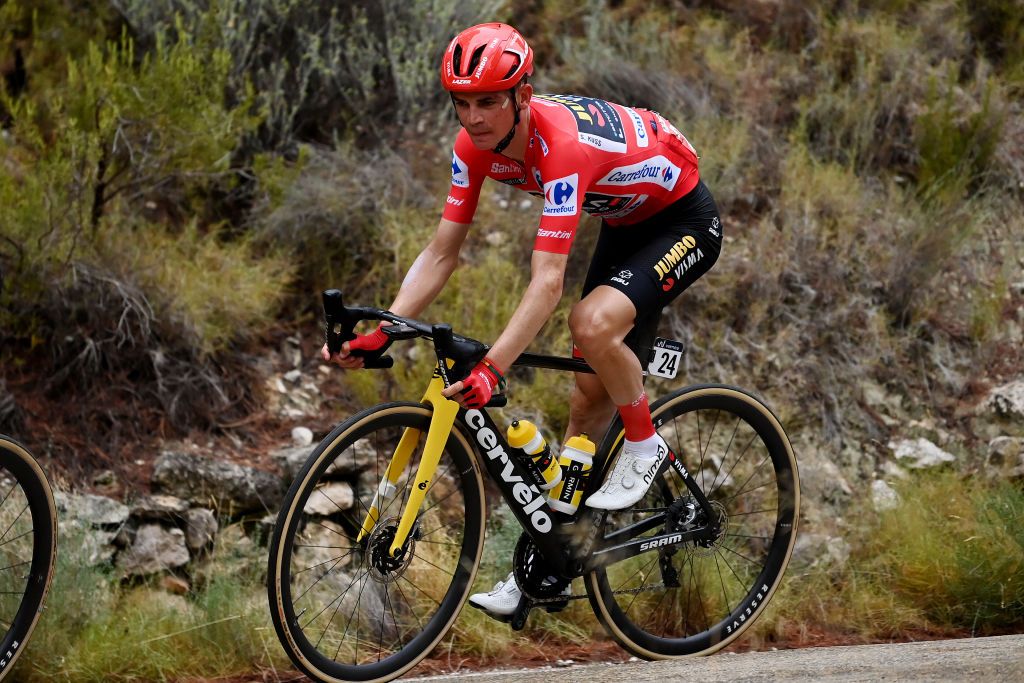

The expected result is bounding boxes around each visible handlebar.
[322,289,507,407]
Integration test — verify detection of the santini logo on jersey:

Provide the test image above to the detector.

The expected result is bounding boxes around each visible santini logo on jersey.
[599,156,681,191]
[451,151,470,188]
[491,161,521,174]
[542,173,578,216]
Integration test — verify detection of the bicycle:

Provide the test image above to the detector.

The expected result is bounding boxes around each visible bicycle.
[268,290,800,683]
[0,435,57,680]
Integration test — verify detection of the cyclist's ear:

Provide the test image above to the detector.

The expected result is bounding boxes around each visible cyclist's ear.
[516,80,533,111]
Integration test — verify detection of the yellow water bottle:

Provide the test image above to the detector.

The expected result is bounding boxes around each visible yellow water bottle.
[507,419,562,491]
[548,433,596,516]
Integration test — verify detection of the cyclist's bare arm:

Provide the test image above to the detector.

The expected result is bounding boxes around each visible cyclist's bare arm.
[323,218,470,367]
[442,249,567,399]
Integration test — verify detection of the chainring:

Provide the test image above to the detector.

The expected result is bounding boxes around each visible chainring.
[512,532,571,601]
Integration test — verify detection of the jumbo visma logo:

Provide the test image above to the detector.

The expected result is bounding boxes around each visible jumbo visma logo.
[543,173,579,216]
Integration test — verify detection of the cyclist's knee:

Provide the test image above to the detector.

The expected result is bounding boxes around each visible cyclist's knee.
[569,301,626,353]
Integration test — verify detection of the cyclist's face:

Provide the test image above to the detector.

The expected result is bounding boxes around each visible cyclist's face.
[452,87,527,149]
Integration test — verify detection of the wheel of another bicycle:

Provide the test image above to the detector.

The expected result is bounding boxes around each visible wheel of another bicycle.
[586,384,799,658]
[0,436,57,680]
[268,403,485,683]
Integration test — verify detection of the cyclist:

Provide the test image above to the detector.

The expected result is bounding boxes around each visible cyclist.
[323,22,722,619]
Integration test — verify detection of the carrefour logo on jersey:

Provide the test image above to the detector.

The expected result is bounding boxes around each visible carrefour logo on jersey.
[627,108,649,148]
[451,151,470,188]
[542,173,578,217]
[599,156,681,191]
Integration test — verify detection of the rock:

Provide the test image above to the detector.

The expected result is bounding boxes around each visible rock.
[92,470,117,487]
[293,519,354,574]
[791,533,851,570]
[130,494,190,521]
[118,524,190,576]
[292,426,314,446]
[303,482,355,516]
[798,454,853,507]
[880,460,909,480]
[160,575,191,595]
[979,380,1024,438]
[871,480,901,511]
[63,520,117,566]
[271,444,311,479]
[185,508,218,552]
[284,369,302,383]
[152,451,285,515]
[888,438,956,469]
[987,380,1024,420]
[55,491,130,527]
[986,436,1024,469]
[326,437,378,477]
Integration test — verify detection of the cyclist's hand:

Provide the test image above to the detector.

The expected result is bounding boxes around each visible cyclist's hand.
[441,358,504,408]
[321,325,391,369]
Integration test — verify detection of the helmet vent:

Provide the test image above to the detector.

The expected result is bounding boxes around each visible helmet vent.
[500,55,522,81]
[453,44,487,78]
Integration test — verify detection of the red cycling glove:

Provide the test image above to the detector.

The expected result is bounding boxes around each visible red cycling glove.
[347,325,391,357]
[459,357,506,409]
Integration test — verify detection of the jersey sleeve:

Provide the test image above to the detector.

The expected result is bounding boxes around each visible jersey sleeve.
[441,131,485,224]
[533,145,590,255]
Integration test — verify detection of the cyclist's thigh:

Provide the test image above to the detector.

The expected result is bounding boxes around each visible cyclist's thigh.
[580,179,723,362]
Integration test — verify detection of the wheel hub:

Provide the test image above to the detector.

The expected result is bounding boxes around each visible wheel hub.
[365,517,415,584]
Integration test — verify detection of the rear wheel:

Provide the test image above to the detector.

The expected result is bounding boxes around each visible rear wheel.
[268,403,485,682]
[586,385,799,658]
[0,435,57,680]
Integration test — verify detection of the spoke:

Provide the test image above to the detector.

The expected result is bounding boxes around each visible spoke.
[394,579,426,632]
[699,410,721,491]
[718,541,762,566]
[725,451,773,503]
[292,552,352,602]
[312,519,352,538]
[611,554,654,593]
[399,574,443,608]
[622,555,659,617]
[292,550,357,580]
[728,507,777,518]
[0,529,31,550]
[334,571,369,663]
[0,504,29,546]
[411,552,454,578]
[0,560,31,573]
[418,516,465,541]
[713,551,733,617]
[725,478,774,504]
[709,430,761,500]
[707,415,742,494]
[293,543,358,551]
[415,538,461,547]
[301,566,367,632]
[725,532,771,541]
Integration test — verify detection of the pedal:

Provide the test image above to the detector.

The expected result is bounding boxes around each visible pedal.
[510,595,532,631]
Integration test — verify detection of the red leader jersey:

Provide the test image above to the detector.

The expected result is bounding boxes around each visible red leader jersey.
[442,93,700,255]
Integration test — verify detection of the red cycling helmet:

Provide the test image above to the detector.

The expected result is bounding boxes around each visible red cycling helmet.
[440,23,533,93]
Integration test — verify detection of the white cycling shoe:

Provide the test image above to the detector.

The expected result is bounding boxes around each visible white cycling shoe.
[585,434,669,510]
[468,572,570,620]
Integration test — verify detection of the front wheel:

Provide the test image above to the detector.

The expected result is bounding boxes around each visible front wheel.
[586,385,799,658]
[0,435,58,681]
[267,403,485,683]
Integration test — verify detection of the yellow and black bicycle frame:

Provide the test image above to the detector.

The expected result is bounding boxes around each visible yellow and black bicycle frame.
[355,366,459,556]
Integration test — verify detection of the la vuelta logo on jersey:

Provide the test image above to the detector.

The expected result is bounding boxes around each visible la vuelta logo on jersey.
[543,173,578,216]
[451,151,470,188]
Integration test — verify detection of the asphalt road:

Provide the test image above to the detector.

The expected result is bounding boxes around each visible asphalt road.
[413,634,1024,682]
